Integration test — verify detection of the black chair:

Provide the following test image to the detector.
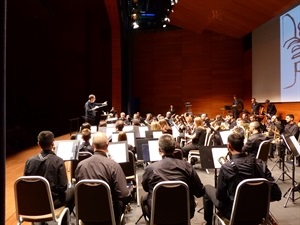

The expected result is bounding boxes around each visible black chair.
[213,178,271,225]
[75,179,124,225]
[147,180,191,225]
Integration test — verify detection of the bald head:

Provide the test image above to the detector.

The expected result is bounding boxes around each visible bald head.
[92,132,109,150]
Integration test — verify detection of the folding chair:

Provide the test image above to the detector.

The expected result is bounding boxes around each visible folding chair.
[149,180,191,225]
[75,179,124,225]
[14,176,70,225]
[213,178,271,225]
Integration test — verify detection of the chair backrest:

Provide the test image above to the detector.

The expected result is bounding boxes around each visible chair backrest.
[204,128,212,146]
[14,176,62,222]
[174,148,183,160]
[75,179,116,225]
[71,151,93,179]
[205,133,214,146]
[229,178,271,225]
[150,180,190,225]
[256,140,271,162]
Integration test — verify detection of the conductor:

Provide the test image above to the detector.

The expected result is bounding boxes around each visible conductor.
[84,94,107,125]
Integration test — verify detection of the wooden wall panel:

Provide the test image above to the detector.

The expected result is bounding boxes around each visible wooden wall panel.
[131,29,300,121]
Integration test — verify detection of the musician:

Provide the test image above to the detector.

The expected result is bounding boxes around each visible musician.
[109,106,117,117]
[266,115,283,138]
[284,114,299,139]
[242,121,267,157]
[181,117,206,159]
[169,104,176,116]
[141,134,205,220]
[251,98,263,121]
[232,95,244,119]
[284,114,300,166]
[224,113,236,129]
[202,133,281,225]
[84,94,106,125]
[241,112,250,123]
[144,113,154,126]
[119,112,131,125]
[264,99,277,122]
[165,111,174,126]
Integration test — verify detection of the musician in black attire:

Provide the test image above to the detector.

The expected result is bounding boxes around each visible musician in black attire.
[84,94,105,125]
[203,133,281,225]
[24,131,75,215]
[232,95,244,119]
[284,114,299,139]
[284,114,300,166]
[251,97,262,115]
[264,99,277,120]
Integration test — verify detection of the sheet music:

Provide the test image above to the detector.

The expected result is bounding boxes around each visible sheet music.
[211,147,229,169]
[55,141,79,161]
[289,136,300,156]
[219,130,232,145]
[148,139,162,161]
[172,125,180,138]
[138,126,149,138]
[108,142,128,163]
[153,131,163,139]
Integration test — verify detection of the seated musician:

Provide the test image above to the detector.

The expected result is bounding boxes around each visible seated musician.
[203,133,281,225]
[181,117,206,159]
[78,128,94,154]
[242,121,267,157]
[141,134,205,221]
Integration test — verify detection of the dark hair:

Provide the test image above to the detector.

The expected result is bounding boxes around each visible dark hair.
[158,134,175,154]
[286,114,294,119]
[81,122,91,130]
[37,131,54,149]
[227,133,244,152]
[81,128,91,142]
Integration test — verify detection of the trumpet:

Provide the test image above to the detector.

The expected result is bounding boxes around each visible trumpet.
[218,151,232,165]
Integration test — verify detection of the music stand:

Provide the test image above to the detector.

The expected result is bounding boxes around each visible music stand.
[197,146,228,213]
[54,140,80,161]
[281,134,300,207]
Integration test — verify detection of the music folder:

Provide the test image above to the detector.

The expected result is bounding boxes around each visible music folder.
[281,134,300,157]
[198,146,229,169]
[54,140,80,161]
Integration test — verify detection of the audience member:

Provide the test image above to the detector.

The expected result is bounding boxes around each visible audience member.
[24,131,75,214]
[141,134,205,221]
[203,133,281,225]
[75,132,131,224]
